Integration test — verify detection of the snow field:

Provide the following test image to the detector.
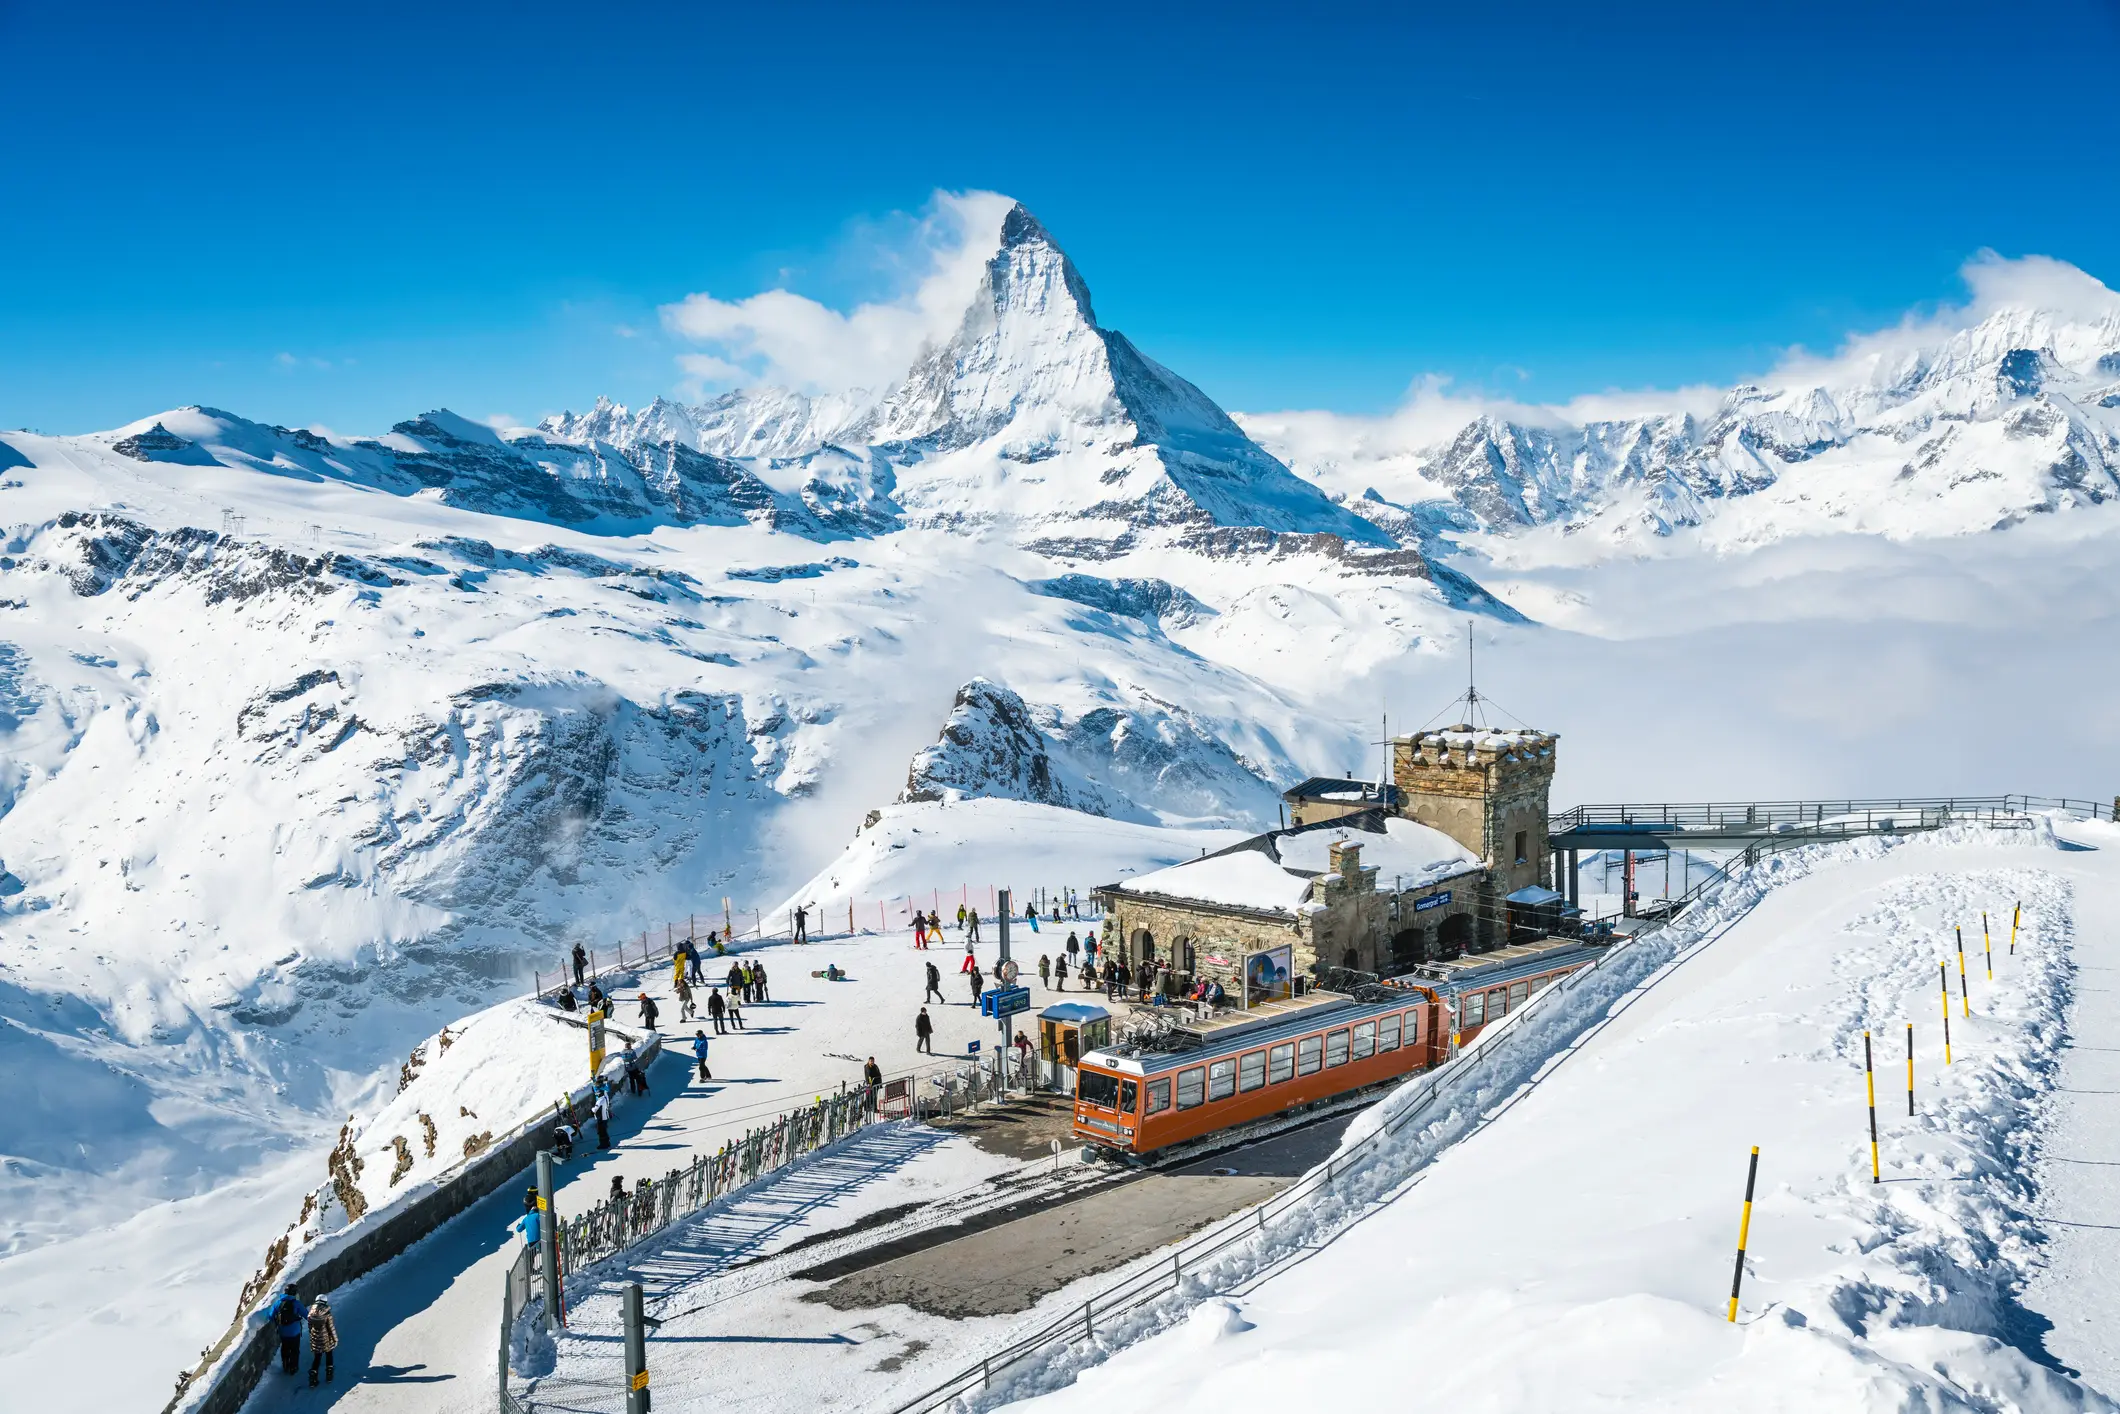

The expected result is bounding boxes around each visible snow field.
[984,823,2117,1414]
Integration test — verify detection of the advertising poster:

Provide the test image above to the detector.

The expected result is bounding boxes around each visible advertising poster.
[1245,945,1294,1007]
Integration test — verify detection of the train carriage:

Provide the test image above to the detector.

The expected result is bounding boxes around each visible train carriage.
[1072,937,1603,1157]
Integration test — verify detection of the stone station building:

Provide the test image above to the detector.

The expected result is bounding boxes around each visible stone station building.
[1097,724,1560,991]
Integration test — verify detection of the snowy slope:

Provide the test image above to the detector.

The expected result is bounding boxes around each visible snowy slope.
[1006,824,2120,1414]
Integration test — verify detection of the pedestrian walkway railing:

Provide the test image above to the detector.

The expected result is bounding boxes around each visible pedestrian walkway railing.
[1550,793,2114,836]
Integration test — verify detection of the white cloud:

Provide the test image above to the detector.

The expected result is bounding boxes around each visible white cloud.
[659,189,1016,396]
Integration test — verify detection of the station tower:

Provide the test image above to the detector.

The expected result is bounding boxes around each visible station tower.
[1390,723,1558,947]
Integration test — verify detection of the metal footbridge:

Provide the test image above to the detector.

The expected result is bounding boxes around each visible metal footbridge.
[1547,794,2115,917]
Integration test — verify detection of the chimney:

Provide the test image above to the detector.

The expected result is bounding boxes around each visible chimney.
[1328,841,1362,880]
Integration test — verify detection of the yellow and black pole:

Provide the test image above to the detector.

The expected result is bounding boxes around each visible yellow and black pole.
[1955,927,1971,1018]
[1940,961,1953,1065]
[1728,1145,1760,1322]
[1864,1032,1880,1183]
[1982,912,1994,982]
[2010,902,2020,955]
[1905,1022,1915,1115]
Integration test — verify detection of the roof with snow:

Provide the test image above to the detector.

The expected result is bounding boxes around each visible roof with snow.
[1110,811,1481,918]
[1282,776,1400,807]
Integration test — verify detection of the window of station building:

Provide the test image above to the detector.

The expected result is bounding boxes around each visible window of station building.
[1079,1070,1120,1109]
[1297,1034,1323,1075]
[1145,1078,1172,1115]
[1119,1079,1139,1114]
[1176,1067,1205,1109]
[1514,830,1528,864]
[1462,991,1486,1027]
[1378,1013,1401,1052]
[1352,1021,1376,1059]
[1269,1042,1295,1083]
[1208,1058,1237,1101]
[1508,981,1529,1011]
[1325,1029,1350,1067]
[1239,1050,1266,1092]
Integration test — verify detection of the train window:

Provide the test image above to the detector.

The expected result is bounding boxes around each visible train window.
[1208,1058,1237,1100]
[1145,1078,1171,1115]
[1404,1008,1419,1044]
[1079,1070,1121,1109]
[1378,1013,1401,1052]
[1508,981,1529,1011]
[1352,1021,1375,1059]
[1120,1079,1139,1114]
[1325,1029,1350,1067]
[1176,1068,1205,1109]
[1239,1051,1266,1092]
[1269,1042,1294,1083]
[1489,987,1506,1017]
[1463,991,1486,1027]
[1297,1034,1323,1075]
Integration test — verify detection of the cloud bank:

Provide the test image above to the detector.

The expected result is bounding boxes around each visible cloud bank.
[660,190,1015,396]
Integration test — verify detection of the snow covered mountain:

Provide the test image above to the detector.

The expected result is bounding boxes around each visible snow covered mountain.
[1243,266,2120,556]
[543,204,1388,553]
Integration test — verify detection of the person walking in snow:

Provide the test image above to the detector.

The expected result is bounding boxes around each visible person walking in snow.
[1053,956,1068,991]
[1065,933,1080,967]
[1038,954,1051,989]
[271,1286,307,1375]
[708,987,726,1034]
[306,1294,338,1386]
[594,1088,613,1149]
[1026,905,1040,934]
[968,964,985,1006]
[727,962,743,997]
[692,1029,712,1082]
[727,993,744,1031]
[572,942,588,988]
[914,1006,934,1055]
[793,904,808,944]
[924,960,944,1004]
[675,974,695,1021]
[955,903,967,931]
[686,938,704,983]
[913,912,928,949]
[754,960,769,1002]
[637,992,659,1032]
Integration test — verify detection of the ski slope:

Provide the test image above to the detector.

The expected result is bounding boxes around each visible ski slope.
[1001,821,2120,1413]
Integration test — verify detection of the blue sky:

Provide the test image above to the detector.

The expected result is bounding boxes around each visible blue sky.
[4,0,2118,434]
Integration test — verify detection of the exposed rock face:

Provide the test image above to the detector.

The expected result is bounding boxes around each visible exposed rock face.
[897,677,1288,828]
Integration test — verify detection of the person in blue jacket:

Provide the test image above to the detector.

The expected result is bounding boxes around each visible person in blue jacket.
[270,1284,308,1374]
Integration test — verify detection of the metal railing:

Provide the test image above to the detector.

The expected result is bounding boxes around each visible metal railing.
[1551,794,2114,835]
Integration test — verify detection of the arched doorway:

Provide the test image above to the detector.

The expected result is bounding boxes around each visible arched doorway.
[1131,928,1155,965]
[1389,926,1427,972]
[1178,937,1196,974]
[1341,947,1361,972]
[1436,913,1473,958]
